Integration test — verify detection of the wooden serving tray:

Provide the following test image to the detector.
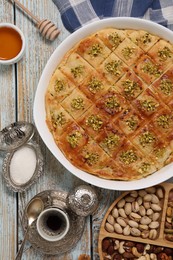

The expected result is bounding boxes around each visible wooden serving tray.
[98,182,173,259]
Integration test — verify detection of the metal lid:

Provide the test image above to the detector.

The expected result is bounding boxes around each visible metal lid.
[66,185,99,217]
[0,121,35,151]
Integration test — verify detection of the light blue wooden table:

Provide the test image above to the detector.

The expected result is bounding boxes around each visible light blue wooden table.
[0,1,173,260]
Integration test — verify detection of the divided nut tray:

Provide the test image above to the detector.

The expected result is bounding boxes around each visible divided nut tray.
[98,182,173,259]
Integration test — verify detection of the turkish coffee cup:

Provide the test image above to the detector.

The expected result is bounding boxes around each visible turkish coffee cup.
[36,208,70,242]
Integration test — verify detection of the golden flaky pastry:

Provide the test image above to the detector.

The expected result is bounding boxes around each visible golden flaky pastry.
[45,28,173,181]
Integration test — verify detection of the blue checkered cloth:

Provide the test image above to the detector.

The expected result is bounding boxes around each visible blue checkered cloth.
[52,0,173,33]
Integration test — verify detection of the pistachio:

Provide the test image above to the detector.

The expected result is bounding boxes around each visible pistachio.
[149,229,157,240]
[151,194,159,204]
[112,208,119,218]
[139,205,146,216]
[130,227,141,236]
[130,190,138,198]
[151,204,162,211]
[124,202,132,215]
[143,194,152,202]
[143,201,151,209]
[149,221,159,229]
[105,222,114,233]
[117,198,125,208]
[137,196,143,205]
[130,212,141,221]
[125,196,135,202]
[138,190,147,197]
[107,215,115,225]
[141,230,149,239]
[118,208,127,218]
[146,209,153,216]
[114,223,123,234]
[123,225,131,236]
[145,187,156,194]
[140,216,152,225]
[139,224,149,231]
[156,187,164,199]
[131,201,139,212]
[152,212,160,221]
[116,217,127,227]
[128,220,139,228]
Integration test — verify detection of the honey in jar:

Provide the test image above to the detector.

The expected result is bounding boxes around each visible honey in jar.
[0,26,23,60]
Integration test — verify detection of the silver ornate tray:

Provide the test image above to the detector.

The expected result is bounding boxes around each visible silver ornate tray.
[22,190,85,255]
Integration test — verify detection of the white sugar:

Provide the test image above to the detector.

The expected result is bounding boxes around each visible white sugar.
[10,146,37,185]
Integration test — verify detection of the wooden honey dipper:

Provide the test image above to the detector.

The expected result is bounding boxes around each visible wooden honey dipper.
[10,0,60,41]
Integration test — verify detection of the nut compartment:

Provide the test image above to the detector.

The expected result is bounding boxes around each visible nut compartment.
[164,188,173,242]
[102,238,173,259]
[98,182,173,259]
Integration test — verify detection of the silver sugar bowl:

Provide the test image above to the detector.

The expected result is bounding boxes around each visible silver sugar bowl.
[0,121,44,192]
[66,185,99,217]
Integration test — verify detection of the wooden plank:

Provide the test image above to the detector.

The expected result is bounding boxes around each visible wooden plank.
[0,1,17,260]
[15,0,91,259]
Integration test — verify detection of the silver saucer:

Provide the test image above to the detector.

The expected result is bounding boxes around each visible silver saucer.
[22,190,85,255]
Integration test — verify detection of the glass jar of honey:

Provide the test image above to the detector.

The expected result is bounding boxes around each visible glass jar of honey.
[0,23,25,65]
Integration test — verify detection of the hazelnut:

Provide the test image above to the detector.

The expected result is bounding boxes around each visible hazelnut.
[153,246,163,254]
[163,248,173,256]
[124,241,135,247]
[157,252,169,260]
[107,245,114,255]
[122,252,135,258]
[112,253,122,260]
[102,239,111,252]
[136,243,145,253]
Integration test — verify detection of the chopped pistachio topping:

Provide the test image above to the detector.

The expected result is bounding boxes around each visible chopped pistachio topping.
[71,65,84,78]
[154,147,166,158]
[160,79,173,96]
[102,134,120,149]
[67,131,82,148]
[54,79,65,92]
[105,96,120,110]
[71,97,84,110]
[86,115,103,131]
[126,116,138,130]
[84,152,99,165]
[138,162,151,174]
[158,46,172,61]
[140,33,151,45]
[51,112,66,127]
[142,62,161,77]
[141,100,158,112]
[88,43,102,57]
[122,79,140,97]
[121,47,135,60]
[105,60,122,76]
[108,33,122,48]
[139,131,156,147]
[88,78,103,94]
[120,150,138,165]
[157,114,170,129]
